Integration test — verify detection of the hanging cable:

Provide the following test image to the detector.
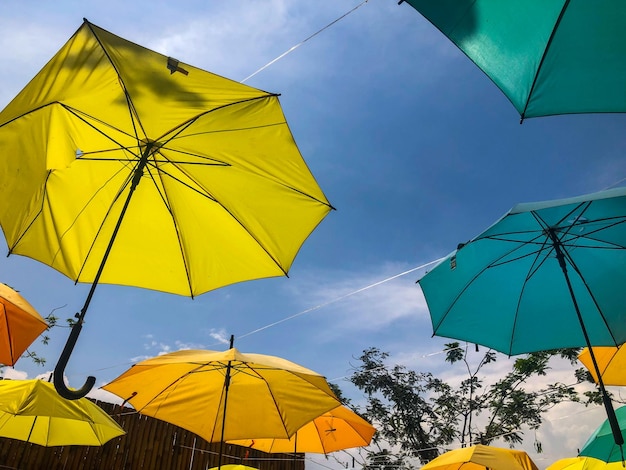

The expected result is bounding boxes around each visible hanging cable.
[238,259,442,340]
[241,0,370,83]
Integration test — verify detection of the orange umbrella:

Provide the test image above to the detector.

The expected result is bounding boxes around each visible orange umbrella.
[578,346,626,386]
[228,405,375,454]
[0,283,48,366]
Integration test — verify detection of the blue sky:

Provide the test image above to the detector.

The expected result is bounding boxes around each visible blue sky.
[1,2,625,469]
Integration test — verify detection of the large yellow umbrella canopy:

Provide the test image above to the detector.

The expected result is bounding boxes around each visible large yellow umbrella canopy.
[420,445,539,470]
[0,283,48,366]
[101,348,341,444]
[228,405,375,454]
[0,18,332,399]
[578,346,626,386]
[0,18,332,297]
[0,379,125,446]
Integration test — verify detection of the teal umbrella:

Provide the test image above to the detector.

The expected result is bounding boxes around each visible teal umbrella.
[418,187,626,448]
[579,405,626,463]
[400,1,626,121]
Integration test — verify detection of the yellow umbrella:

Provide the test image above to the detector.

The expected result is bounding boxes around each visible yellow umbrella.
[578,346,626,386]
[546,456,625,470]
[420,445,539,470]
[0,19,332,399]
[102,346,341,467]
[228,405,375,454]
[209,466,258,470]
[0,379,125,446]
[0,283,48,366]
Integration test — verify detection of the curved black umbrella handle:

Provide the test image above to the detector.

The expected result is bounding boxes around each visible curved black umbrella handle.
[53,318,96,400]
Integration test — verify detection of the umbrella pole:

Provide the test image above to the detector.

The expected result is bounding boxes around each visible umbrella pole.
[54,147,153,400]
[217,335,235,469]
[550,231,624,451]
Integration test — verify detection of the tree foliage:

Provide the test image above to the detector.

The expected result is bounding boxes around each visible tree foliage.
[349,343,596,467]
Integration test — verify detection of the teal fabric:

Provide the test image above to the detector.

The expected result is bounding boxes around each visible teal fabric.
[579,405,626,462]
[403,0,626,119]
[418,187,626,355]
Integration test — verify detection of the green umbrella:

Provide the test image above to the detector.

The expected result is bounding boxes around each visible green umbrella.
[418,187,626,448]
[400,0,626,121]
[579,405,626,463]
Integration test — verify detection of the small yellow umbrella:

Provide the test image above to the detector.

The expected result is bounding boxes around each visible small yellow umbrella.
[0,379,125,446]
[420,445,539,470]
[228,405,375,454]
[209,466,258,470]
[578,346,626,386]
[102,345,341,467]
[546,456,625,470]
[0,283,48,366]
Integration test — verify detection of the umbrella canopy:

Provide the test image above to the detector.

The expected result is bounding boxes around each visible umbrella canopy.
[547,456,624,470]
[0,283,48,366]
[228,405,375,454]
[419,444,538,470]
[419,187,626,354]
[418,187,626,446]
[578,346,626,386]
[400,1,626,121]
[579,405,626,463]
[0,18,332,296]
[101,348,341,446]
[0,19,332,399]
[0,379,125,446]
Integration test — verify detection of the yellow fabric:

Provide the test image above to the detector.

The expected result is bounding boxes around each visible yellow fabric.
[0,20,332,297]
[102,348,341,443]
[0,283,48,366]
[546,456,624,470]
[421,445,539,470]
[228,405,375,454]
[578,346,626,386]
[0,379,125,446]
[209,466,259,470]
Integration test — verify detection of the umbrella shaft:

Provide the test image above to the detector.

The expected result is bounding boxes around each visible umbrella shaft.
[53,147,151,401]
[549,230,624,447]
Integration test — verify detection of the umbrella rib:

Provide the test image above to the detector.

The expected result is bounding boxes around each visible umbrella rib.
[71,166,136,281]
[141,158,284,290]
[434,214,557,351]
[84,20,148,141]
[245,364,292,438]
[6,163,136,282]
[157,97,333,207]
[1,304,13,365]
[532,206,622,346]
[63,105,143,150]
[519,0,571,121]
[559,239,620,346]
[133,363,210,413]
[508,232,555,354]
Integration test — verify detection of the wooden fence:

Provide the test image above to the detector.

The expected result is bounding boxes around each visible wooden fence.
[0,400,305,470]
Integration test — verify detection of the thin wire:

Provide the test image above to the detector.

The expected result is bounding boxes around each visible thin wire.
[238,259,442,340]
[603,176,626,190]
[241,0,370,83]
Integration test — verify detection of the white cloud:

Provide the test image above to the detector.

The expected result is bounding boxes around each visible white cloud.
[286,262,431,334]
[2,368,29,380]
[208,329,231,345]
